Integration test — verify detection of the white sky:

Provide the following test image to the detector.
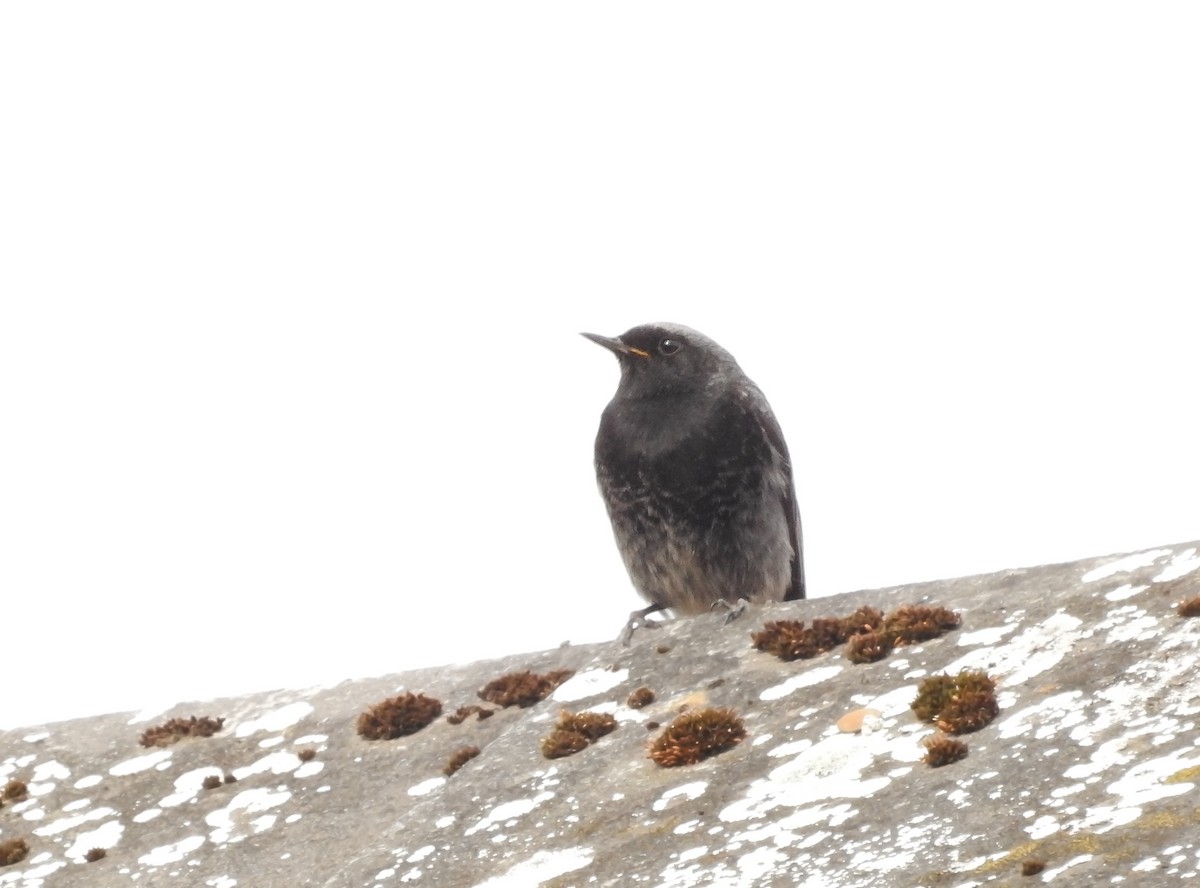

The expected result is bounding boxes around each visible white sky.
[3,3,1198,730]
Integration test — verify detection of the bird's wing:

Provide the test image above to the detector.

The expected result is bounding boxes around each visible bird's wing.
[747,386,806,600]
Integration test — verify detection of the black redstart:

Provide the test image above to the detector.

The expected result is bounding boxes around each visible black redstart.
[583,322,805,640]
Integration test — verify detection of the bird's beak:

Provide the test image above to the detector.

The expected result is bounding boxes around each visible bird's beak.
[580,332,650,358]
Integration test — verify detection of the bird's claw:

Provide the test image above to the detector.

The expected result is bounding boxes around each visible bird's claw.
[711,597,751,625]
[618,605,666,645]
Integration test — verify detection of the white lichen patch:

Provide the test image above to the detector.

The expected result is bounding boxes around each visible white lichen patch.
[653,781,708,812]
[31,760,68,781]
[861,684,921,719]
[760,665,843,701]
[470,847,594,887]
[956,624,1016,647]
[231,750,304,781]
[160,767,226,807]
[140,834,205,866]
[1155,547,1200,582]
[65,819,124,860]
[73,774,103,790]
[295,760,324,779]
[206,787,293,844]
[720,733,896,824]
[944,611,1085,686]
[1105,584,1148,602]
[465,791,555,836]
[234,702,314,738]
[110,749,172,776]
[552,668,628,702]
[34,806,116,836]
[998,691,1087,741]
[1082,548,1171,582]
[408,777,445,797]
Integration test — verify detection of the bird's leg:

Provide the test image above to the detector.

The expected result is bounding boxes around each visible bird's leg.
[618,603,666,645]
[711,597,752,625]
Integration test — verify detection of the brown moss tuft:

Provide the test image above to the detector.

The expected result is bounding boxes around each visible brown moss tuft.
[356,692,443,740]
[446,704,495,725]
[846,630,894,663]
[201,774,222,790]
[224,773,238,784]
[1177,596,1200,618]
[443,745,482,776]
[540,710,618,759]
[477,669,574,708]
[751,620,821,661]
[139,715,226,748]
[808,617,847,650]
[910,674,959,722]
[648,707,747,767]
[296,747,317,762]
[541,729,590,759]
[0,838,29,867]
[922,734,968,767]
[627,687,656,709]
[885,604,961,645]
[840,605,885,638]
[1021,859,1046,876]
[938,688,1000,735]
[2,779,28,802]
[84,847,107,863]
[912,671,999,735]
[562,710,618,742]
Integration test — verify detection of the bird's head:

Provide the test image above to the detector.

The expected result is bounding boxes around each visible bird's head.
[581,323,739,400]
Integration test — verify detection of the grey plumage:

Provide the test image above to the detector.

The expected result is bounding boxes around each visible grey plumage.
[583,323,804,634]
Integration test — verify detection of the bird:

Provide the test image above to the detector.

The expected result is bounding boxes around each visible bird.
[582,322,805,641]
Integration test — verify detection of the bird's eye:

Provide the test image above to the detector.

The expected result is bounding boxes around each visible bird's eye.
[658,338,681,356]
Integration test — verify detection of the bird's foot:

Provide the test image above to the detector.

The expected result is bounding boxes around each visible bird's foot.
[711,597,752,625]
[618,604,666,645]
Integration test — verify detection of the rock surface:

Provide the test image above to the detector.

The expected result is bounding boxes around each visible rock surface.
[3,542,1200,888]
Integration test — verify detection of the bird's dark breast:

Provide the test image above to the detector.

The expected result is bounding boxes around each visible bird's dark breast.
[595,392,792,613]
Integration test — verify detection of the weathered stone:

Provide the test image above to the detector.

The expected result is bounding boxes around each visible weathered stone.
[2,541,1199,887]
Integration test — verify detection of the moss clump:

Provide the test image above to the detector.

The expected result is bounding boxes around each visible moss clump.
[649,707,746,767]
[912,671,999,735]
[627,686,656,709]
[0,838,29,867]
[139,716,226,748]
[540,710,618,759]
[296,747,317,762]
[846,630,895,664]
[911,674,959,721]
[754,604,958,665]
[840,605,886,638]
[923,734,968,767]
[84,847,107,863]
[2,779,28,803]
[356,692,443,740]
[443,745,482,776]
[751,620,822,660]
[1177,596,1200,618]
[201,774,222,790]
[885,604,961,645]
[446,704,495,724]
[477,669,574,708]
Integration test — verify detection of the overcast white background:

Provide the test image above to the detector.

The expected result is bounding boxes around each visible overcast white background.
[3,3,1198,729]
